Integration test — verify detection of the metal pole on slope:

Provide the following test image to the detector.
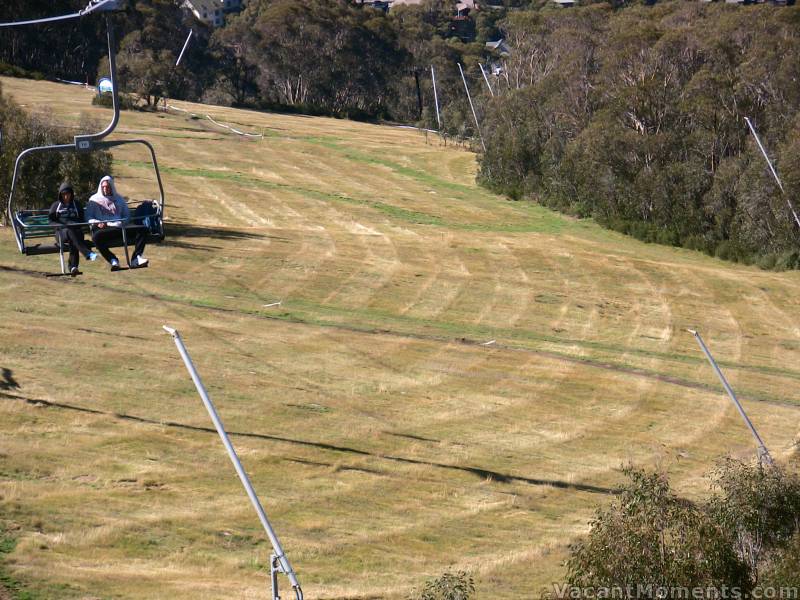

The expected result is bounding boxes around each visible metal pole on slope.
[163,326,304,600]
[478,62,494,97]
[175,29,194,68]
[430,65,442,131]
[744,117,800,230]
[688,329,774,466]
[458,62,486,153]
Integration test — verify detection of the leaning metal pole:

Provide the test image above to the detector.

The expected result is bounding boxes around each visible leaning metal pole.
[163,326,304,600]
[688,329,774,466]
[478,62,494,97]
[175,28,194,67]
[744,117,800,230]
[458,62,486,152]
[430,65,442,131]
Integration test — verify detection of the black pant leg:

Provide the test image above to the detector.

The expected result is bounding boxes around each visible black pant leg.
[92,228,120,263]
[64,226,91,259]
[57,230,80,269]
[69,245,79,270]
[132,227,148,259]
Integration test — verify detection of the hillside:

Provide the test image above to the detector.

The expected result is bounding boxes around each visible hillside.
[1,77,800,599]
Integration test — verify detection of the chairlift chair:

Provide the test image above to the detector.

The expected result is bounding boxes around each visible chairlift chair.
[3,0,166,273]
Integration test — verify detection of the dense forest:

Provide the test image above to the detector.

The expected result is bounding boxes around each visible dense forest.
[479,2,800,268]
[1,0,799,266]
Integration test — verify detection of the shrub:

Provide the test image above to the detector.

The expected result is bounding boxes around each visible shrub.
[565,467,750,594]
[555,460,800,596]
[91,93,140,111]
[708,459,800,581]
[775,251,800,271]
[409,570,475,600]
[757,254,777,271]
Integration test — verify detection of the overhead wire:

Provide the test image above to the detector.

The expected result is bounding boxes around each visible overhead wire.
[0,0,121,28]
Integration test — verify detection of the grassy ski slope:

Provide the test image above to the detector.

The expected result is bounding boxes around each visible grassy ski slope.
[1,77,799,599]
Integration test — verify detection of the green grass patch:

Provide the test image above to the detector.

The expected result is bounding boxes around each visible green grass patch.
[122,160,568,232]
[0,526,78,600]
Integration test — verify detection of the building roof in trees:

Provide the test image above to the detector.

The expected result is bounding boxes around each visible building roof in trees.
[182,0,241,27]
[485,39,510,55]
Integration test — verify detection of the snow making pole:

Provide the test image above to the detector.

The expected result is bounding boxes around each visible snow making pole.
[478,62,494,97]
[688,329,774,466]
[430,65,442,131]
[458,62,486,152]
[175,28,193,67]
[163,326,304,600]
[744,116,800,229]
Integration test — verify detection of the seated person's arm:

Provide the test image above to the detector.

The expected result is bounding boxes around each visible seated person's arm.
[85,202,102,225]
[48,202,60,224]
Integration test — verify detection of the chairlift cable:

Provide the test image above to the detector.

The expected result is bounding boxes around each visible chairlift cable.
[0,12,83,27]
[0,0,122,28]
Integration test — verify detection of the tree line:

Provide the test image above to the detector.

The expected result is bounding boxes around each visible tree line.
[0,0,500,124]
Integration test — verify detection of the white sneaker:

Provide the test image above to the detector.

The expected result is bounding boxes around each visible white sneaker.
[133,255,148,268]
[87,252,98,261]
[110,258,120,271]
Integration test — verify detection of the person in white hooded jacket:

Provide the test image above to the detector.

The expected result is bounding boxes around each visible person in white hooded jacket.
[85,175,149,270]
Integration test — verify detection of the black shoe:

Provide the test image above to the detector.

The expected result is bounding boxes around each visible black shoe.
[70,266,80,277]
[110,259,120,271]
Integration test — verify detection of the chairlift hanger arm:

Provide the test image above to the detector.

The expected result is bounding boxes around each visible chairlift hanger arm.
[0,0,124,28]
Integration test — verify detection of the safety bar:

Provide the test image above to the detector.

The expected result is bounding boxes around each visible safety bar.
[16,213,156,230]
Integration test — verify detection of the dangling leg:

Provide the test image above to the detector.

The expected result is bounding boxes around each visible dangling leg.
[92,228,120,269]
[64,226,92,259]
[131,228,149,267]
[56,230,73,274]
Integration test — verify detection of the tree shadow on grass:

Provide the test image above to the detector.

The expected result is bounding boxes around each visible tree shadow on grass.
[0,390,618,496]
[165,222,291,243]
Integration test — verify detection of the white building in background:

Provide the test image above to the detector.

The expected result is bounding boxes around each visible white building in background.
[183,0,242,28]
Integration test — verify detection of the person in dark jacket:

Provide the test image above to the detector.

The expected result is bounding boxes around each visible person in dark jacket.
[48,182,97,276]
